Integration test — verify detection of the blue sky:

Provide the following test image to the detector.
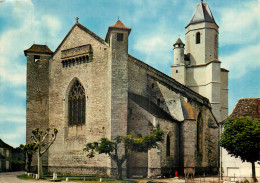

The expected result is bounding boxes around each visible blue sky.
[0,0,259,147]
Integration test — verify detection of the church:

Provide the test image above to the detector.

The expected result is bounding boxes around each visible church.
[24,1,228,178]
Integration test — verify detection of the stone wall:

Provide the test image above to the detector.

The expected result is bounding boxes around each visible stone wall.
[47,25,110,174]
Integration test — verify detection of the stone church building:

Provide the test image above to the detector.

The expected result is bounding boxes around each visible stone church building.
[25,1,228,178]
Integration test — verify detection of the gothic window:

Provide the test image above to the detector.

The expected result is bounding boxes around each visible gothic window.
[196,32,201,44]
[197,112,203,154]
[166,134,171,156]
[68,80,86,126]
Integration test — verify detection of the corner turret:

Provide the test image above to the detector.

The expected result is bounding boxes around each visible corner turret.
[173,38,185,65]
[171,38,186,85]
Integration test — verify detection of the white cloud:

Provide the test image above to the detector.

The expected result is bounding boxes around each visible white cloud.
[0,126,26,147]
[219,1,260,46]
[222,43,260,79]
[0,0,61,86]
[0,105,26,124]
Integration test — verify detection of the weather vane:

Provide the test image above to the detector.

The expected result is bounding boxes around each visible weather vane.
[76,17,79,23]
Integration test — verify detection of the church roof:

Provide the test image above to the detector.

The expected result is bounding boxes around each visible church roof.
[186,1,217,28]
[180,97,195,120]
[51,20,106,59]
[229,98,260,120]
[24,44,53,56]
[109,20,131,30]
[174,38,184,46]
[105,20,131,42]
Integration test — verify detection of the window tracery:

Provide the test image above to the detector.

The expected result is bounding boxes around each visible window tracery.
[68,80,86,126]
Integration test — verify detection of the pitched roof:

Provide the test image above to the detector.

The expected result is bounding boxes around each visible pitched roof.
[186,1,217,28]
[229,98,260,120]
[105,20,131,42]
[109,20,131,30]
[51,22,106,59]
[174,38,185,46]
[180,97,195,120]
[0,139,13,149]
[24,44,53,56]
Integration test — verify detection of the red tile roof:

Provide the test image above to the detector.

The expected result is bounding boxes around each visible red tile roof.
[24,44,53,56]
[229,98,260,120]
[109,20,131,30]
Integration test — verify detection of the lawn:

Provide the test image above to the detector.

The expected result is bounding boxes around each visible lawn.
[17,174,146,183]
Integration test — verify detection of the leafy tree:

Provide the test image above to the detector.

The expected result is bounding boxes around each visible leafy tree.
[219,117,260,182]
[84,129,164,180]
[19,143,37,172]
[31,128,58,179]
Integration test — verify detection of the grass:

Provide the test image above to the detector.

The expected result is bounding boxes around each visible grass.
[17,174,145,183]
[17,174,35,180]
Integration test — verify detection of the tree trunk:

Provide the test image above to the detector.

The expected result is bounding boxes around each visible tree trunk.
[37,150,42,179]
[117,162,123,180]
[251,161,257,183]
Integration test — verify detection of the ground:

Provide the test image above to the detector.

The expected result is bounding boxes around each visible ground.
[0,171,226,183]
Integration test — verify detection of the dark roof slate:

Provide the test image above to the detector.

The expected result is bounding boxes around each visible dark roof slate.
[187,2,217,27]
[24,44,53,55]
[0,139,13,149]
[174,38,185,46]
[229,98,260,120]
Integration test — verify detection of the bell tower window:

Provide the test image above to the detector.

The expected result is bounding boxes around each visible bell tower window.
[68,80,86,126]
[196,32,201,44]
[117,33,123,41]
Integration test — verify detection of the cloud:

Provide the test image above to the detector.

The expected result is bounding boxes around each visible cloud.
[219,1,260,46]
[0,0,61,147]
[0,0,61,86]
[222,44,260,79]
[0,105,26,124]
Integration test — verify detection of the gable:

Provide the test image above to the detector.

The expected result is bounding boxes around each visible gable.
[52,23,107,60]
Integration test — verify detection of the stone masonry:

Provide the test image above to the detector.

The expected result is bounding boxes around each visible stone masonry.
[25,1,225,178]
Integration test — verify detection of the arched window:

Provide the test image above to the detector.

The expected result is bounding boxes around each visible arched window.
[197,112,203,154]
[166,134,171,157]
[196,32,201,44]
[68,80,86,126]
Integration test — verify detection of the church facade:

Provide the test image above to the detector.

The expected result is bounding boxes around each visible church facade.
[25,1,228,178]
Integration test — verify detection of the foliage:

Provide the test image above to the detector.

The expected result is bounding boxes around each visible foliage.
[84,128,164,180]
[19,143,37,172]
[31,128,58,179]
[219,117,260,182]
[219,117,259,162]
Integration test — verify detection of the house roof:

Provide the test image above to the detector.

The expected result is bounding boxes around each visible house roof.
[24,44,53,56]
[186,1,217,28]
[229,98,260,120]
[0,139,13,149]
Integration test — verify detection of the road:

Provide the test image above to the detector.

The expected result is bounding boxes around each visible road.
[0,171,76,183]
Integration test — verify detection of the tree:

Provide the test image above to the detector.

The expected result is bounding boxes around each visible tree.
[84,129,164,180]
[19,143,37,172]
[219,117,260,182]
[31,128,58,179]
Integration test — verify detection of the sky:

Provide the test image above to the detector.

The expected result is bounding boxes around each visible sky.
[0,0,259,148]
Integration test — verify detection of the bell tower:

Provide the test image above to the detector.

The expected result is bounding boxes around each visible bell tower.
[185,0,219,65]
[172,1,228,123]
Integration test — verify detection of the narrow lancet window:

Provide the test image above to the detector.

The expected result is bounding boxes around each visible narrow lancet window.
[166,134,171,157]
[196,32,201,44]
[68,80,86,126]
